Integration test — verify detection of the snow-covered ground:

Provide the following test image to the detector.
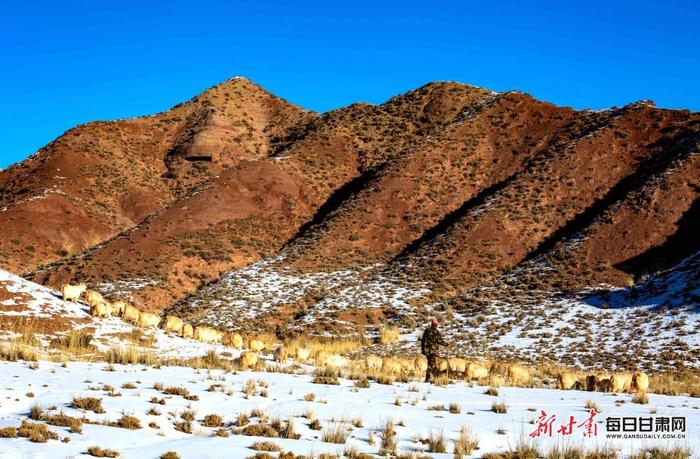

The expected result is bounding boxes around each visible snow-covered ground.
[0,361,697,458]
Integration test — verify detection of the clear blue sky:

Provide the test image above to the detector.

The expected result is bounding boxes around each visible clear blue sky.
[1,0,699,169]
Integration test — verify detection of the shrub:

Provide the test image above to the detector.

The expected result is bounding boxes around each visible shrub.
[321,423,348,444]
[484,387,499,396]
[378,419,396,456]
[87,446,120,457]
[427,430,447,453]
[379,326,400,345]
[203,414,223,427]
[449,403,461,414]
[115,414,141,430]
[0,426,18,437]
[240,423,278,437]
[251,441,281,452]
[160,452,180,459]
[491,401,508,414]
[454,425,479,458]
[18,420,59,443]
[72,397,105,413]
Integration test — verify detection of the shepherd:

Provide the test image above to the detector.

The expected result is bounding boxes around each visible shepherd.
[420,318,446,383]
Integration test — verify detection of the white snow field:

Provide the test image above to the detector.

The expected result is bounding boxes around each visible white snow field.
[0,361,697,459]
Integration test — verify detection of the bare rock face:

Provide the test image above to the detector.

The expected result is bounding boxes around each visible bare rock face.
[1,78,697,322]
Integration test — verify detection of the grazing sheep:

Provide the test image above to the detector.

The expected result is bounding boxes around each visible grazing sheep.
[631,371,649,393]
[273,346,288,363]
[89,301,111,318]
[162,316,184,334]
[122,304,141,324]
[556,372,581,390]
[182,323,194,339]
[466,362,489,381]
[109,301,126,317]
[414,356,428,374]
[365,354,383,370]
[62,283,87,302]
[194,326,223,343]
[436,358,449,374]
[296,347,310,362]
[611,372,633,393]
[489,362,510,376]
[326,354,349,368]
[249,339,265,352]
[238,351,258,370]
[448,358,468,377]
[585,375,598,392]
[85,290,105,307]
[507,365,531,385]
[382,357,402,374]
[597,378,613,392]
[138,312,161,329]
[229,333,243,349]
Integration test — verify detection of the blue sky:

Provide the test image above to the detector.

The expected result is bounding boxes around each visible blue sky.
[1,0,699,169]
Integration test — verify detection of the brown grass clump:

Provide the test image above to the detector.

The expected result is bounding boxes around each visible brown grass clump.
[321,423,348,444]
[160,452,180,459]
[0,341,40,362]
[103,345,156,365]
[630,445,691,459]
[378,418,397,456]
[59,329,93,353]
[18,420,59,443]
[632,392,649,404]
[379,326,400,345]
[0,426,18,437]
[114,414,141,430]
[45,412,83,433]
[449,403,461,414]
[426,430,447,453]
[454,425,479,458]
[251,441,281,452]
[312,367,340,385]
[240,423,279,437]
[174,421,192,434]
[484,387,499,396]
[87,446,120,457]
[203,414,223,427]
[491,401,508,414]
[281,419,300,439]
[72,396,105,413]
[544,444,618,458]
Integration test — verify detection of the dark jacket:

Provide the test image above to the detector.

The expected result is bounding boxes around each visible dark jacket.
[420,326,446,357]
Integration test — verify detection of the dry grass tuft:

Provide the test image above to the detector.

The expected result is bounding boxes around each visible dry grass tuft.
[87,445,120,457]
[321,423,348,444]
[72,396,105,413]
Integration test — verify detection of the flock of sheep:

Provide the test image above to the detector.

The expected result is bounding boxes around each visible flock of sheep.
[62,283,650,393]
[556,369,649,394]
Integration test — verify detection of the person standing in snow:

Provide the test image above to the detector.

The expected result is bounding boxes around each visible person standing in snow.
[421,318,446,382]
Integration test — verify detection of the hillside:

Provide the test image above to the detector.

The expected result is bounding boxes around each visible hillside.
[0,78,696,356]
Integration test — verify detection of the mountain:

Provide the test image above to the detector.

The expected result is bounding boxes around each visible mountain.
[1,78,697,339]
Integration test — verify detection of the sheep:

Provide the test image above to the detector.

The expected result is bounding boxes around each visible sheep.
[365,354,383,371]
[585,374,598,391]
[556,371,581,390]
[436,358,449,375]
[62,283,86,302]
[489,361,510,376]
[296,347,310,362]
[507,364,531,385]
[89,301,111,318]
[448,358,468,377]
[109,301,126,317]
[229,333,243,349]
[631,371,649,393]
[85,290,105,307]
[238,351,258,370]
[248,339,265,352]
[381,357,402,374]
[414,356,428,374]
[611,372,632,393]
[273,346,288,363]
[466,362,489,381]
[122,304,141,324]
[597,378,613,392]
[138,311,161,329]
[182,323,194,339]
[162,316,184,334]
[326,354,349,368]
[194,326,223,343]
